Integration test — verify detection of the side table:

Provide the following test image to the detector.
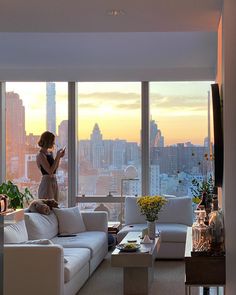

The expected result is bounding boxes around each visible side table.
[108,221,121,246]
[184,227,225,295]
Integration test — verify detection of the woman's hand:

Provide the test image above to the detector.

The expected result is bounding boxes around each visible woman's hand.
[57,148,65,158]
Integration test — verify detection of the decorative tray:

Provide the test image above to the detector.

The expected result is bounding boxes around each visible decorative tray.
[116,243,141,252]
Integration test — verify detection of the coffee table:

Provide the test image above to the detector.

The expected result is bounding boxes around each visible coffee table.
[111,231,160,295]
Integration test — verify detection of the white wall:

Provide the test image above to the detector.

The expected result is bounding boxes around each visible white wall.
[223,0,236,293]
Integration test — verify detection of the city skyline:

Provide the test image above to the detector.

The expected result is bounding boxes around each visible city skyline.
[6,81,213,145]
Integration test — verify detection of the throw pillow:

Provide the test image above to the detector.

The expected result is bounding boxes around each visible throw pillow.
[4,220,29,244]
[53,207,86,234]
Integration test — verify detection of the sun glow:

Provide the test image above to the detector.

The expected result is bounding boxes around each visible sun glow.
[6,81,212,145]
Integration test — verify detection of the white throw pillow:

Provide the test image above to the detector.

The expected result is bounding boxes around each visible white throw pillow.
[53,207,86,234]
[4,220,29,244]
[24,212,58,240]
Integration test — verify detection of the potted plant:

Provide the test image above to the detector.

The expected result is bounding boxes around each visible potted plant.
[191,175,215,209]
[0,180,34,210]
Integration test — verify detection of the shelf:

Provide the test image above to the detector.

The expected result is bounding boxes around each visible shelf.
[0,209,24,226]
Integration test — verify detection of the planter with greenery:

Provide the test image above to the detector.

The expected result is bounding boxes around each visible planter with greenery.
[191,174,215,206]
[0,180,34,210]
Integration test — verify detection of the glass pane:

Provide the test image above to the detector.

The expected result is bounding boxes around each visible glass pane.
[150,81,214,197]
[5,82,68,206]
[77,82,141,221]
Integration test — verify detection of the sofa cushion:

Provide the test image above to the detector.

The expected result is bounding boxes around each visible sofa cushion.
[158,197,193,226]
[157,223,188,243]
[24,211,58,240]
[53,207,86,234]
[51,231,107,257]
[63,248,90,283]
[4,220,28,244]
[125,196,146,225]
[125,196,193,226]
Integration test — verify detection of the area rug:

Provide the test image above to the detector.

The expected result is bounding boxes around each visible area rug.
[77,253,200,295]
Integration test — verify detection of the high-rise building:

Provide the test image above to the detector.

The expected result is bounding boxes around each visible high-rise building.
[46,82,56,134]
[6,92,26,178]
[90,123,104,168]
[150,119,164,148]
[58,120,68,148]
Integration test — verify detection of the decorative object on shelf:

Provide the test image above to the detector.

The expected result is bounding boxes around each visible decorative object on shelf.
[208,196,225,256]
[140,234,152,244]
[137,195,167,239]
[0,194,8,212]
[192,209,211,255]
[0,180,34,210]
[191,175,216,224]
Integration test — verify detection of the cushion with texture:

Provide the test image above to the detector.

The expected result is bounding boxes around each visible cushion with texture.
[4,220,28,244]
[24,211,58,240]
[158,197,193,225]
[53,207,86,234]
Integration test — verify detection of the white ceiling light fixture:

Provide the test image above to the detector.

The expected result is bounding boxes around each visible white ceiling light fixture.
[107,9,125,17]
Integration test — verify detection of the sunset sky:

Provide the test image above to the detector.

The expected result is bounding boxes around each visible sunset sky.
[6,81,213,146]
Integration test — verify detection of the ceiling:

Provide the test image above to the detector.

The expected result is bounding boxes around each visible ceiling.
[0,0,223,81]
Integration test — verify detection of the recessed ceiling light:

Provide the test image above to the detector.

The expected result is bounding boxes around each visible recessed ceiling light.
[107,9,125,17]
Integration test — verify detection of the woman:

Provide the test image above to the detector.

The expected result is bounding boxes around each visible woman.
[36,131,65,201]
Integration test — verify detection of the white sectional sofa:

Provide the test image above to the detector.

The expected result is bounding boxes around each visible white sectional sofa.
[117,196,193,259]
[4,207,108,295]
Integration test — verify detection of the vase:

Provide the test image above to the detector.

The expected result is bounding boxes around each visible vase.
[147,221,156,239]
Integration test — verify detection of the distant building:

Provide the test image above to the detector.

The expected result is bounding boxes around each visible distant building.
[58,120,68,148]
[150,119,164,148]
[6,91,26,178]
[90,123,104,168]
[25,154,41,182]
[46,82,56,134]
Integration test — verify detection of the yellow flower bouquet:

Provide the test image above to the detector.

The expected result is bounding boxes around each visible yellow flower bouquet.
[137,196,168,222]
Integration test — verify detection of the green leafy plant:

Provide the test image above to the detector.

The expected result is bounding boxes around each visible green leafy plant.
[0,180,34,209]
[191,175,214,205]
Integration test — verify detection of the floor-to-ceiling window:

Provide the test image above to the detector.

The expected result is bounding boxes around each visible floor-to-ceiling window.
[5,82,68,206]
[149,81,214,198]
[77,82,141,221]
[2,80,214,215]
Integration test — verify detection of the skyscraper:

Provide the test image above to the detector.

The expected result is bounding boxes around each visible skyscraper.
[46,82,56,134]
[6,91,26,178]
[90,123,104,168]
[150,119,164,148]
[58,120,68,148]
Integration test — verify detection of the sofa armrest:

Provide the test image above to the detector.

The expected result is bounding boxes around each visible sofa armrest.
[81,211,108,233]
[4,245,64,295]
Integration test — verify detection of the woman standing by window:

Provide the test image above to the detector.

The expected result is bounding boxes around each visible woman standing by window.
[36,131,65,201]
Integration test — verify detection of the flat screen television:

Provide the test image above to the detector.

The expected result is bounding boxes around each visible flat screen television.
[211,83,223,187]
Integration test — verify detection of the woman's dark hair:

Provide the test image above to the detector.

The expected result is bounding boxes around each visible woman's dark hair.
[38,131,55,149]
